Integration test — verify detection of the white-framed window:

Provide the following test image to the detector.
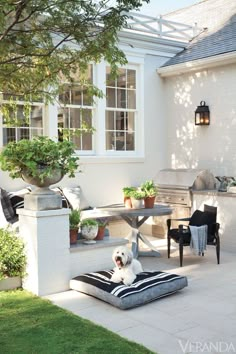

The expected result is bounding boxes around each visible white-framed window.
[0,94,44,146]
[0,61,143,159]
[105,67,137,152]
[57,61,142,157]
[58,65,94,152]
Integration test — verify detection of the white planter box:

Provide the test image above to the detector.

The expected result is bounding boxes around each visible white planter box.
[0,276,22,291]
[131,198,144,209]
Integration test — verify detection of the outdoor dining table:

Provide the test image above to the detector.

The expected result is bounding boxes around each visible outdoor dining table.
[81,204,172,258]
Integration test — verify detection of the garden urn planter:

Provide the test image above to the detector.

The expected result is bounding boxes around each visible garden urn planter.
[81,224,98,244]
[22,167,63,210]
[22,167,63,194]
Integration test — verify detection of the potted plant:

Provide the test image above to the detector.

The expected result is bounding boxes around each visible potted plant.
[122,186,136,208]
[69,209,81,245]
[130,189,146,209]
[95,218,108,241]
[0,136,79,189]
[0,227,27,290]
[140,180,158,208]
[80,219,98,244]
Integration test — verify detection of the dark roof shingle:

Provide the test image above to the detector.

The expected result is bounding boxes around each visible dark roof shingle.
[162,13,236,67]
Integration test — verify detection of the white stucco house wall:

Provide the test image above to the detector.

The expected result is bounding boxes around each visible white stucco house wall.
[1,0,236,205]
[0,10,193,207]
[157,0,236,252]
[159,0,236,176]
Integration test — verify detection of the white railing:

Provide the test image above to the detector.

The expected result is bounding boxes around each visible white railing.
[123,12,202,42]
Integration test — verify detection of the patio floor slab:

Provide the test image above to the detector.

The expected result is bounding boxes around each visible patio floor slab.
[45,238,236,354]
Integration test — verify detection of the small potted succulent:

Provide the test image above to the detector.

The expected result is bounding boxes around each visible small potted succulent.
[80,219,98,244]
[130,189,146,209]
[122,186,136,208]
[140,180,158,208]
[69,209,81,245]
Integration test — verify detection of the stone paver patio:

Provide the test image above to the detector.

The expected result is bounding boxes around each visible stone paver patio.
[45,238,236,354]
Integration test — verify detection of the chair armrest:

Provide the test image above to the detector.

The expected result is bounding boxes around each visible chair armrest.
[167,217,190,230]
[170,217,191,222]
[178,224,189,232]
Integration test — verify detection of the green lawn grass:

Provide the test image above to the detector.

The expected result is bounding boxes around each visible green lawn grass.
[0,289,155,354]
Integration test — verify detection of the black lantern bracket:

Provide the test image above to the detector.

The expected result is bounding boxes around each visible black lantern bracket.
[195,101,210,126]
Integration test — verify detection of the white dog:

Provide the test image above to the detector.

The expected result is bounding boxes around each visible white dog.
[110,246,143,286]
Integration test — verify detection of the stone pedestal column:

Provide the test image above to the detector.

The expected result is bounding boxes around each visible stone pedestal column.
[17,208,71,296]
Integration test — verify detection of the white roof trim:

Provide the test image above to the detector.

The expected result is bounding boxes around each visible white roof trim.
[118,31,186,57]
[157,51,236,77]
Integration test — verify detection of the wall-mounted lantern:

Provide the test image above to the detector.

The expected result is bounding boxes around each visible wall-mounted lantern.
[195,101,210,126]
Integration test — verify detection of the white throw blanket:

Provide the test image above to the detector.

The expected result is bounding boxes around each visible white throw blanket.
[189,225,208,255]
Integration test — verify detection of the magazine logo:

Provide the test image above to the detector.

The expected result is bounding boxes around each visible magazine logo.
[178,340,236,353]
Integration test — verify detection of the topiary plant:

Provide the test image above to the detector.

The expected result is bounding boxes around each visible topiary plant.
[0,228,27,280]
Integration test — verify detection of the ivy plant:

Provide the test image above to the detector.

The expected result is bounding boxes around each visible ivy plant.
[0,136,79,182]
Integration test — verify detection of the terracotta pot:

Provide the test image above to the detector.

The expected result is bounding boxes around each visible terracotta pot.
[70,228,78,244]
[144,196,156,208]
[95,226,105,240]
[124,196,132,208]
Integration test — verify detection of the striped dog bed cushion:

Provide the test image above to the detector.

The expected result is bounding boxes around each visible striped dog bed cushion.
[70,270,188,309]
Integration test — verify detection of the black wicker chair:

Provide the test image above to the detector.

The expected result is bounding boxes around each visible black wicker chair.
[167,204,220,267]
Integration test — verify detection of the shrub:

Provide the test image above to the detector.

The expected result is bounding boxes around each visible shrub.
[0,228,27,280]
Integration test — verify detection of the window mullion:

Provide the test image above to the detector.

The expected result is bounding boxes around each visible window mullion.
[95,61,106,155]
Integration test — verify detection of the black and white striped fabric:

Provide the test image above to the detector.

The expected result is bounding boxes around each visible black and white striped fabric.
[0,188,17,224]
[70,270,188,309]
[8,187,31,214]
[0,187,31,223]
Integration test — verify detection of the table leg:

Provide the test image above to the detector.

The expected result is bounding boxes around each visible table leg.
[122,215,161,258]
[131,227,139,259]
[137,232,161,257]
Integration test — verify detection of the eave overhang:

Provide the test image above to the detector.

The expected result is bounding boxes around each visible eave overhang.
[157,51,236,77]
